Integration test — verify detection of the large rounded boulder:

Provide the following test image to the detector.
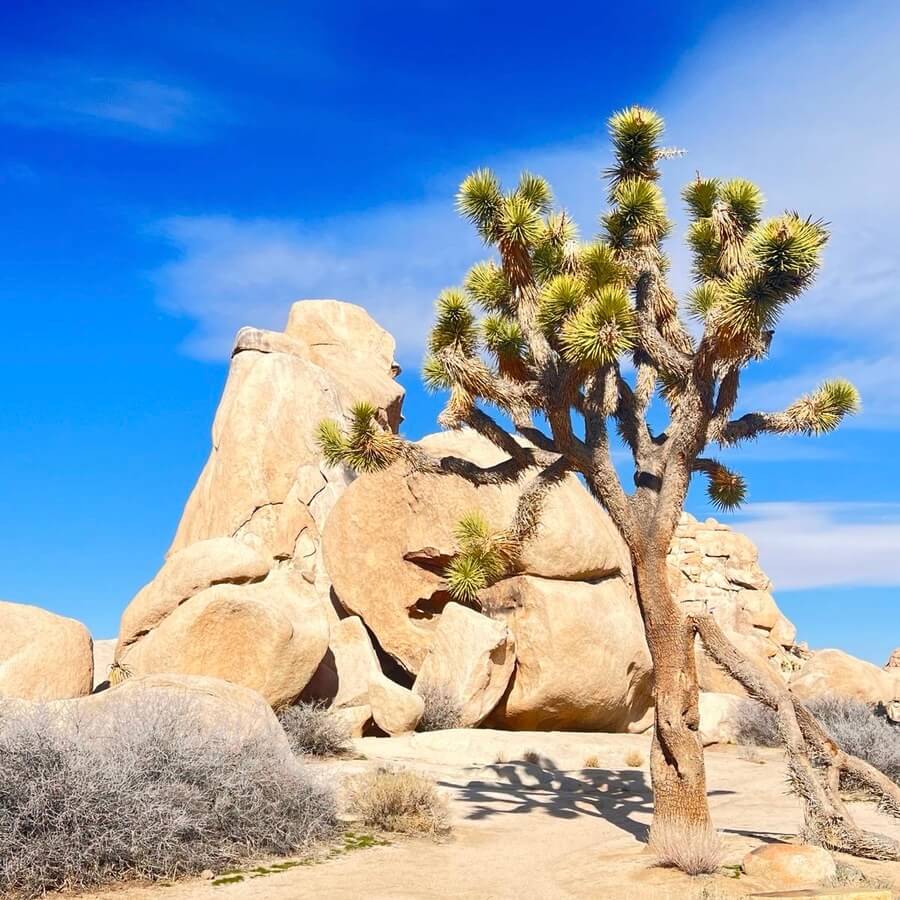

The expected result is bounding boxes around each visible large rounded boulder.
[0,600,93,700]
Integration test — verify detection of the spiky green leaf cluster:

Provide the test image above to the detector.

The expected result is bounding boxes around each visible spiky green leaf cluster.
[464,261,510,312]
[686,281,723,322]
[604,177,670,248]
[516,171,553,214]
[498,192,544,247]
[536,273,586,334]
[445,512,518,604]
[716,214,828,338]
[559,285,636,366]
[482,314,525,361]
[606,106,664,191]
[683,177,720,220]
[719,178,764,231]
[531,211,579,283]
[578,241,625,293]
[703,462,747,511]
[428,289,478,354]
[457,168,502,242]
[316,402,401,473]
[783,379,861,435]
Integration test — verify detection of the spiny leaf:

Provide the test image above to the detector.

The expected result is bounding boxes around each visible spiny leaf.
[482,314,525,360]
[316,404,401,473]
[421,355,452,392]
[515,171,553,214]
[536,273,586,334]
[686,281,724,322]
[604,177,670,247]
[559,285,636,366]
[784,379,861,435]
[428,289,478,354]
[578,241,625,293]
[446,553,489,603]
[457,168,502,241]
[454,511,491,550]
[704,462,747,511]
[686,218,722,281]
[316,419,348,467]
[683,176,720,220]
[606,106,665,190]
[498,192,544,247]
[464,261,510,312]
[719,178,764,231]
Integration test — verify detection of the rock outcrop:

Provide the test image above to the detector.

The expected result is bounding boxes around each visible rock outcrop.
[789,648,900,710]
[323,428,628,675]
[0,600,93,700]
[413,602,516,728]
[114,301,403,706]
[669,513,799,696]
[741,843,836,887]
[887,648,900,670]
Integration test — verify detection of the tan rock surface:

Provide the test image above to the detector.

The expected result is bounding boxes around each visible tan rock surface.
[790,648,900,706]
[303,615,383,710]
[0,600,93,700]
[669,513,797,696]
[413,602,515,727]
[92,638,116,690]
[116,538,270,655]
[324,428,628,674]
[117,573,329,708]
[887,648,900,669]
[3,673,294,765]
[698,691,753,746]
[368,674,424,735]
[741,842,837,887]
[482,575,653,732]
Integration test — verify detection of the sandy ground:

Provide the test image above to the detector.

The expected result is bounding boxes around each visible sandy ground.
[78,730,900,900]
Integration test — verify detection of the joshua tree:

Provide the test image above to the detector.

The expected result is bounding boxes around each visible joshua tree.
[319,108,900,855]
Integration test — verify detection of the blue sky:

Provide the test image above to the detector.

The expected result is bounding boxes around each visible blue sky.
[1,1,897,663]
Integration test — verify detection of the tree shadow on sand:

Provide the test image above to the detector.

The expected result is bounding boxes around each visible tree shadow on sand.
[439,755,735,842]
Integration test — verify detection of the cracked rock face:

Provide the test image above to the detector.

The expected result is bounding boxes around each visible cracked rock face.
[114,300,404,706]
[668,513,800,695]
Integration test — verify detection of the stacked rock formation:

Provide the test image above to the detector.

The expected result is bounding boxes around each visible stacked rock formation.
[4,300,896,735]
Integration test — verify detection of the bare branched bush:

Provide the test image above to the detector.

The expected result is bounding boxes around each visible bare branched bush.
[734,698,780,748]
[346,768,450,836]
[0,697,337,899]
[737,746,764,765]
[277,701,352,757]
[807,694,900,787]
[648,822,725,875]
[415,682,463,732]
[584,754,600,768]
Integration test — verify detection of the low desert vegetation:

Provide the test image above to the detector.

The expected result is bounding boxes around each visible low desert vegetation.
[625,750,645,768]
[648,821,725,876]
[415,681,463,732]
[346,768,450,837]
[584,754,601,768]
[736,693,900,787]
[278,701,352,757]
[523,749,542,765]
[827,861,896,892]
[737,746,764,765]
[806,695,900,788]
[0,696,337,899]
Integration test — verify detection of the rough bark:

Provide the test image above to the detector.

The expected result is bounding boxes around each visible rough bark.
[692,613,900,860]
[635,550,711,831]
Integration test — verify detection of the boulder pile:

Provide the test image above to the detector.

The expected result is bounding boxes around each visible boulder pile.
[2,300,896,737]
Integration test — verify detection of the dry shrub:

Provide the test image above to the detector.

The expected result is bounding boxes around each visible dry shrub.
[523,749,541,765]
[734,698,780,748]
[737,746,764,765]
[346,768,450,836]
[0,696,337,899]
[828,860,895,891]
[648,821,724,875]
[584,754,601,768]
[807,694,900,787]
[625,750,644,768]
[277,701,351,757]
[415,682,462,732]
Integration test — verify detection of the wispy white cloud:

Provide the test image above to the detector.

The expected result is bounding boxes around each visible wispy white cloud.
[0,62,221,137]
[730,502,900,591]
[153,0,900,434]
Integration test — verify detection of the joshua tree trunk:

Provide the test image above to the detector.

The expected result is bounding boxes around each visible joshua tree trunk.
[634,544,710,831]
